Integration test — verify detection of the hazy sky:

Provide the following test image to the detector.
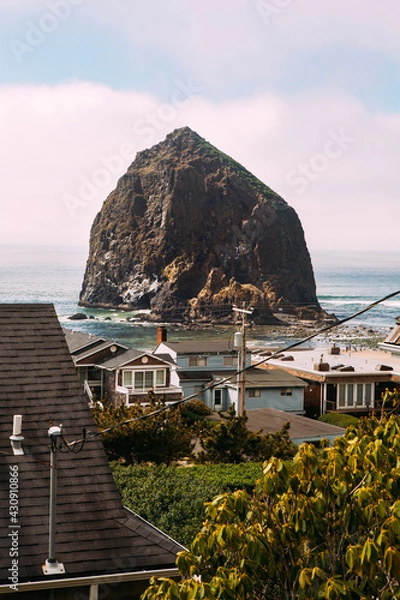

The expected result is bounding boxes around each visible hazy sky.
[1,1,399,251]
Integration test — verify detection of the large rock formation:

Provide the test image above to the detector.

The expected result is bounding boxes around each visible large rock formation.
[79,127,325,324]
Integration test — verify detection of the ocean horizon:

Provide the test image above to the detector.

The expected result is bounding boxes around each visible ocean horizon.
[0,245,399,350]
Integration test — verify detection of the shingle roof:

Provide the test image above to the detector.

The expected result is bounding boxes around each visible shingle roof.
[241,367,307,388]
[208,407,345,443]
[0,304,183,586]
[98,348,174,370]
[63,328,106,354]
[243,408,346,442]
[178,371,214,381]
[159,341,239,354]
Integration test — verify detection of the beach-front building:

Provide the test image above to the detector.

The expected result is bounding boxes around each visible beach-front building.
[64,329,182,406]
[154,334,306,413]
[253,344,400,417]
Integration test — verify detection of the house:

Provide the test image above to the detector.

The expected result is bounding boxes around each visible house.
[229,367,306,413]
[97,348,182,406]
[64,329,182,406]
[0,304,184,600]
[154,334,306,413]
[253,344,400,417]
[64,329,128,401]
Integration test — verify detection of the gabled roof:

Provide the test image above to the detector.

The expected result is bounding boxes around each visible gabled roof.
[156,341,241,355]
[243,408,345,444]
[98,348,174,370]
[0,304,183,588]
[63,328,106,354]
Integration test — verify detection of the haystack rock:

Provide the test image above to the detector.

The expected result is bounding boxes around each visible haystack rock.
[79,127,326,324]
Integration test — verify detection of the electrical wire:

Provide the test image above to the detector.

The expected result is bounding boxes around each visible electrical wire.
[64,287,400,448]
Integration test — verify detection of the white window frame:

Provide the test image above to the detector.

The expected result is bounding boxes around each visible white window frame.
[122,368,167,391]
[338,382,373,409]
[155,369,166,387]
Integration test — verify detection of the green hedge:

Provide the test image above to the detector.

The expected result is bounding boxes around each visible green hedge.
[318,413,359,428]
[111,462,263,547]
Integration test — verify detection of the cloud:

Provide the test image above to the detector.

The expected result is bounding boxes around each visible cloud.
[64,0,400,97]
[1,80,400,251]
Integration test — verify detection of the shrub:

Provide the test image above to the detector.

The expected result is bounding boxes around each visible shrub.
[111,462,263,547]
[92,402,194,465]
[318,412,359,428]
[184,399,212,416]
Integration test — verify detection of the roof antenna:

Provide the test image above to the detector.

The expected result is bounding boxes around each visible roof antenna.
[42,423,65,575]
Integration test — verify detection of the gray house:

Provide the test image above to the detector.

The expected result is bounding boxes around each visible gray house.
[0,305,183,600]
[154,338,305,413]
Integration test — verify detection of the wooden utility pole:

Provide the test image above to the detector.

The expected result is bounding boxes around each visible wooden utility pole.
[232,305,253,416]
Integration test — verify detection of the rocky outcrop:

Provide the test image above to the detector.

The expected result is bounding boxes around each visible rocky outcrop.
[79,127,326,324]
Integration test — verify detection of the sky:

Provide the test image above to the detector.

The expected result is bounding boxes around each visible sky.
[1,0,400,252]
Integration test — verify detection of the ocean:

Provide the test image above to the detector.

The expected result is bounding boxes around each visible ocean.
[0,245,399,350]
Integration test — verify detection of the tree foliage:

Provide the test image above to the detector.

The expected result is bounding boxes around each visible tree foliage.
[111,462,262,547]
[92,400,193,465]
[197,407,297,463]
[142,414,400,599]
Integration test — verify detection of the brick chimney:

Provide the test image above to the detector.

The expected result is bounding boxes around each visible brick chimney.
[157,326,168,345]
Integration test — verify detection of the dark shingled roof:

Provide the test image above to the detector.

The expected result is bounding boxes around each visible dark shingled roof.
[63,328,106,354]
[0,304,183,586]
[158,341,238,354]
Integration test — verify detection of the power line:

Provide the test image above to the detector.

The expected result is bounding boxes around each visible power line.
[64,287,400,449]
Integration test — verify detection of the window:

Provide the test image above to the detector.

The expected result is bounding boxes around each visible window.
[365,384,372,407]
[123,371,132,387]
[134,371,144,389]
[156,369,166,387]
[356,384,363,406]
[337,383,374,409]
[189,356,208,367]
[223,356,236,367]
[249,388,261,398]
[347,384,354,407]
[338,384,346,407]
[280,388,293,396]
[123,369,167,391]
